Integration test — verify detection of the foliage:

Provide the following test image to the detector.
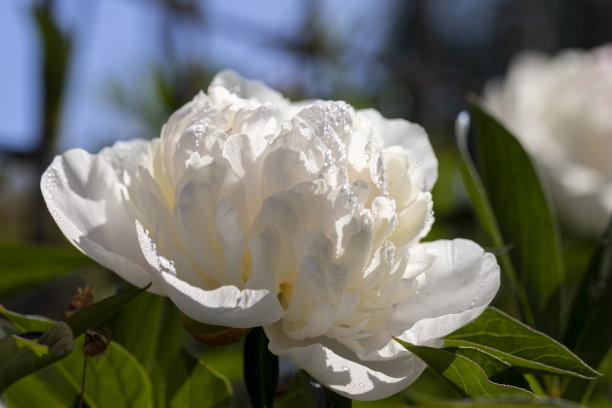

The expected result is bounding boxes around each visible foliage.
[0,102,609,407]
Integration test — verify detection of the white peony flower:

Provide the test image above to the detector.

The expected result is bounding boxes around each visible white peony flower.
[484,45,612,236]
[42,71,499,400]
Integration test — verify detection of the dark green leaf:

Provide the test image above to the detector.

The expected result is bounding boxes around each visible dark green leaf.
[563,218,612,368]
[103,291,164,372]
[582,347,612,408]
[449,347,528,389]
[321,384,352,407]
[395,339,537,399]
[459,100,566,321]
[55,338,154,408]
[456,111,532,324]
[445,307,601,379]
[243,327,278,408]
[414,398,582,407]
[0,243,91,296]
[65,283,150,338]
[275,371,319,408]
[0,321,73,393]
[0,304,55,333]
[145,300,186,407]
[165,348,199,405]
[169,358,232,408]
[155,299,184,371]
[402,366,462,404]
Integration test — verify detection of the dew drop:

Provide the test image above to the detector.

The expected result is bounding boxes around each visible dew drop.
[359,383,364,387]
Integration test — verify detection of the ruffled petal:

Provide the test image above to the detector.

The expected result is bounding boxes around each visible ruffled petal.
[265,322,426,401]
[390,239,500,341]
[359,108,437,191]
[210,70,290,109]
[41,143,162,293]
[136,221,283,328]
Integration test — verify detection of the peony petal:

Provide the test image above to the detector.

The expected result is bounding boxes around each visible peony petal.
[265,322,427,401]
[210,70,290,110]
[390,239,500,341]
[359,109,437,191]
[543,159,612,236]
[41,144,163,294]
[136,221,283,328]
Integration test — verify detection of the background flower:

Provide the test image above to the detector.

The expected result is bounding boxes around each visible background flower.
[484,45,612,236]
[42,71,499,400]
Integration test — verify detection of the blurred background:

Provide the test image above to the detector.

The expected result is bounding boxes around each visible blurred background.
[1,0,612,404]
[3,0,612,245]
[0,0,612,317]
[2,0,612,316]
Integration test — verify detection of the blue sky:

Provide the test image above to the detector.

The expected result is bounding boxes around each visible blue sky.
[0,0,393,153]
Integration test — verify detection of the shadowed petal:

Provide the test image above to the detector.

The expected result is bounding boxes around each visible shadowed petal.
[265,322,426,401]
[391,239,500,341]
[359,108,438,191]
[136,221,284,328]
[41,143,162,293]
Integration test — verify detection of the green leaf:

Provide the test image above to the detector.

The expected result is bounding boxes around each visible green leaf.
[0,305,55,333]
[413,398,582,407]
[456,111,532,324]
[563,218,612,368]
[401,366,462,404]
[321,384,352,407]
[395,339,536,399]
[154,300,184,372]
[275,371,319,408]
[4,365,78,408]
[582,347,612,408]
[459,100,566,321]
[65,283,150,338]
[243,327,278,408]
[0,321,74,393]
[145,300,186,408]
[449,347,528,390]
[55,338,154,408]
[164,348,232,407]
[445,307,601,380]
[169,358,232,408]
[103,291,164,372]
[0,243,91,296]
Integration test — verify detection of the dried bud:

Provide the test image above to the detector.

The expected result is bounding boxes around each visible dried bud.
[83,328,111,359]
[66,285,95,317]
